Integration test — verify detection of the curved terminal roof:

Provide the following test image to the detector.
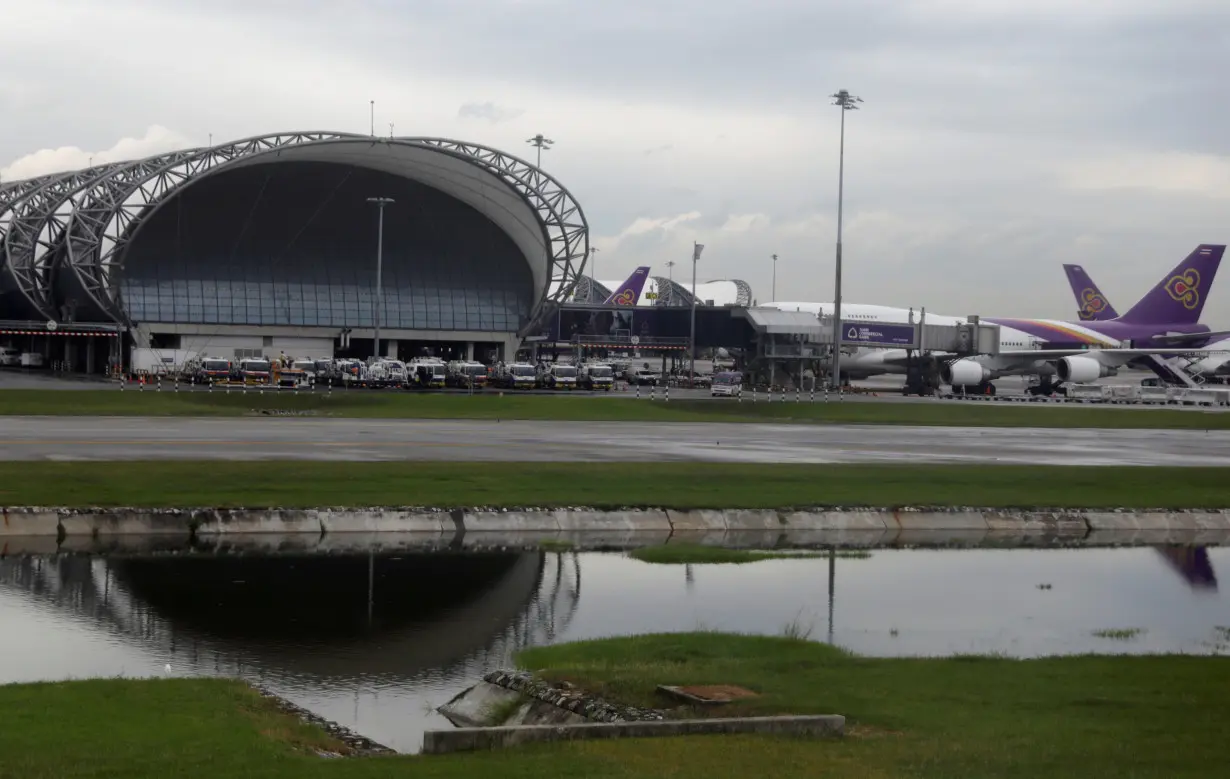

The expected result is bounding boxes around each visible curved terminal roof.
[0,133,588,327]
[551,274,752,306]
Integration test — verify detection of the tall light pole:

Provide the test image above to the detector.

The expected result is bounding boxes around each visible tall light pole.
[367,197,395,359]
[689,241,704,383]
[588,247,599,291]
[771,253,778,301]
[526,134,554,168]
[830,89,862,389]
[666,260,675,283]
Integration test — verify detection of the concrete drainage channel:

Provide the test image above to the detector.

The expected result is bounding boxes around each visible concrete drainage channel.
[428,669,844,754]
[3,507,1230,541]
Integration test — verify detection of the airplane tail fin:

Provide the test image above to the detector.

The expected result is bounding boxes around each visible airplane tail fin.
[1062,264,1119,321]
[1117,244,1224,325]
[603,266,651,306]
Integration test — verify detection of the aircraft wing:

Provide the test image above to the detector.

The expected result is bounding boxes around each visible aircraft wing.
[1147,330,1230,345]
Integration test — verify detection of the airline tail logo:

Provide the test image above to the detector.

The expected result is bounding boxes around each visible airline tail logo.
[1078,288,1108,320]
[612,289,636,306]
[1165,268,1201,310]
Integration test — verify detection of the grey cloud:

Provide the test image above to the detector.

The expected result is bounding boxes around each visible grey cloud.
[457,101,525,123]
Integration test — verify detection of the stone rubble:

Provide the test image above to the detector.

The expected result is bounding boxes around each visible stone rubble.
[483,670,667,723]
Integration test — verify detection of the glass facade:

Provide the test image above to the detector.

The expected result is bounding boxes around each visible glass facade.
[120,162,534,332]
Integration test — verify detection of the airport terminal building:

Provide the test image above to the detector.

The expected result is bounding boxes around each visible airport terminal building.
[0,133,591,370]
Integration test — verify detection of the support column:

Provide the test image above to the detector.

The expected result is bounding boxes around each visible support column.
[465,342,475,361]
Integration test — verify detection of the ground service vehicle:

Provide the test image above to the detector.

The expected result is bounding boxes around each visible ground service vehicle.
[494,363,537,389]
[579,363,615,391]
[447,360,488,389]
[711,371,744,397]
[368,359,408,388]
[410,359,447,389]
[540,363,578,390]
[195,357,233,384]
[626,367,658,386]
[236,357,273,384]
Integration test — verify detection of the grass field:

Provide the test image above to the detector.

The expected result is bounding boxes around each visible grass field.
[1,388,1228,428]
[1,461,1229,508]
[4,633,1226,778]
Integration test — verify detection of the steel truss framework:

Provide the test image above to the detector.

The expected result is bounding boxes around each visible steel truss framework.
[571,275,614,304]
[648,276,752,307]
[0,132,589,328]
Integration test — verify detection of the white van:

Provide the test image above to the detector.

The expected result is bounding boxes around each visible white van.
[0,347,19,367]
[711,371,744,397]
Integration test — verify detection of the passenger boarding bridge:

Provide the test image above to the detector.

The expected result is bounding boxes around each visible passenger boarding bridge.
[734,308,1000,391]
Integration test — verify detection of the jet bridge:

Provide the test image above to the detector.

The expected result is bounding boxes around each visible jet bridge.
[733,307,1000,388]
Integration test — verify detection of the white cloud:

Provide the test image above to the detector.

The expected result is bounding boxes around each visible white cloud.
[1,125,194,181]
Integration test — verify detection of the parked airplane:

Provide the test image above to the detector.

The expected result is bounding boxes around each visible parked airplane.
[603,266,651,306]
[1063,262,1230,382]
[768,244,1229,393]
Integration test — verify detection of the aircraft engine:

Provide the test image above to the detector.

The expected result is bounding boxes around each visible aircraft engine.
[1056,355,1114,383]
[940,359,990,386]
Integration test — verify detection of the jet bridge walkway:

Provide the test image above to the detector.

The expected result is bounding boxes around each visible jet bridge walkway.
[733,307,1000,389]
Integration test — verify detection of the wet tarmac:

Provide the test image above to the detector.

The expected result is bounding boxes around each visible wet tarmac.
[2,416,1228,465]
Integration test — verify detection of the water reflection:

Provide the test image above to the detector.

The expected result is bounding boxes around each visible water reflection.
[0,544,1225,753]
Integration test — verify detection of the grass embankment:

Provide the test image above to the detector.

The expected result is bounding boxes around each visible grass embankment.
[1,388,1228,428]
[628,545,870,564]
[2,462,1230,508]
[5,634,1227,779]
[513,633,1230,778]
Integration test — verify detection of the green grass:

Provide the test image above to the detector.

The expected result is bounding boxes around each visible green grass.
[2,388,1229,428]
[515,632,1230,778]
[1,461,1229,508]
[6,634,1224,778]
[628,544,869,565]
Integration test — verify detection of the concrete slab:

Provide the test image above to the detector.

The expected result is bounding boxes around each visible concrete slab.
[781,511,889,531]
[720,510,785,531]
[892,512,989,530]
[1082,513,1141,531]
[464,511,560,532]
[437,681,526,729]
[422,714,845,755]
[665,510,730,531]
[552,510,671,532]
[0,510,60,537]
[318,510,447,534]
[195,511,324,535]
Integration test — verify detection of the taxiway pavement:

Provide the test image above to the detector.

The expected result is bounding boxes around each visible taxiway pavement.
[1,416,1228,466]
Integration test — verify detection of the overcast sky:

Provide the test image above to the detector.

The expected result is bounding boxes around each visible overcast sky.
[2,0,1227,322]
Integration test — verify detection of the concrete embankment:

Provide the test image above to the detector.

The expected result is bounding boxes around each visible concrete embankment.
[3,506,1230,544]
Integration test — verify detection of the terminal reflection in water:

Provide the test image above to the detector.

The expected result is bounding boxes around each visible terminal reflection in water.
[0,543,1226,753]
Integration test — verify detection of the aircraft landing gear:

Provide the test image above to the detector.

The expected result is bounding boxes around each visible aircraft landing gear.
[1026,380,1066,397]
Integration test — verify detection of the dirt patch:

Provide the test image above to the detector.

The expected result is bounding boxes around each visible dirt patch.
[658,684,760,704]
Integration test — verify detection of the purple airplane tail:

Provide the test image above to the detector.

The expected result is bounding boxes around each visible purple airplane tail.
[1117,244,1224,325]
[603,266,651,306]
[1063,264,1119,321]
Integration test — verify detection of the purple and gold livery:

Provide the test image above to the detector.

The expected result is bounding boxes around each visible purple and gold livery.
[603,266,651,306]
[988,244,1224,349]
[1063,264,1119,321]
